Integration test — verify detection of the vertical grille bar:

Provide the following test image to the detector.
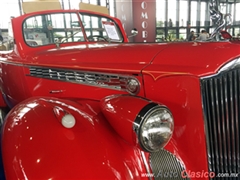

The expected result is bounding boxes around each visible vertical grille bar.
[221,77,227,180]
[210,79,219,173]
[220,76,228,175]
[202,79,215,172]
[214,78,224,174]
[223,74,231,175]
[201,69,240,180]
[230,72,236,173]
[237,70,240,177]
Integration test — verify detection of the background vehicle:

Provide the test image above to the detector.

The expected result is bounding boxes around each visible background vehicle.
[0,2,239,180]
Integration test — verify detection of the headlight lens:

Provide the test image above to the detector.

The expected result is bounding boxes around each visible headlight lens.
[135,104,174,152]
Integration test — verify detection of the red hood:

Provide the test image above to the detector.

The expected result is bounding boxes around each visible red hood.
[144,41,240,77]
[25,43,169,74]
[25,41,240,77]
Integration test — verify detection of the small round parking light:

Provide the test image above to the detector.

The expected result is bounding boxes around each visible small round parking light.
[126,78,140,94]
[53,106,76,128]
[61,114,76,128]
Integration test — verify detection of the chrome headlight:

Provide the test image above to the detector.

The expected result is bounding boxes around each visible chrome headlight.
[134,103,174,152]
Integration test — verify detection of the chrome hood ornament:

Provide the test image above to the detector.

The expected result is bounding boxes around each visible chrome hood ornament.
[209,0,232,40]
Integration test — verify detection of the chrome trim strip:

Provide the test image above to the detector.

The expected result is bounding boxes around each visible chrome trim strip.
[201,57,240,80]
[26,66,140,94]
[49,90,63,94]
[200,80,212,172]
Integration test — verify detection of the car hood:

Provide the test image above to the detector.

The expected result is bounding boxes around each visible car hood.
[144,41,240,77]
[26,43,169,74]
[26,41,240,77]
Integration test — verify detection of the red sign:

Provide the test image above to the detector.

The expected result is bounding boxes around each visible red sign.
[132,0,156,42]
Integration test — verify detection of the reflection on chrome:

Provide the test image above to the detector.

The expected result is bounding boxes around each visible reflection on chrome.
[218,57,240,73]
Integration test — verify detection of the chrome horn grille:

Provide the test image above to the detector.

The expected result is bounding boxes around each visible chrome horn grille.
[150,149,188,180]
[201,68,240,179]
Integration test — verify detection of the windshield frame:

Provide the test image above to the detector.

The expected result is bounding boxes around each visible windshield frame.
[22,11,125,48]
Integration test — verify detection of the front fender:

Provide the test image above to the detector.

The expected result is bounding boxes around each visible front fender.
[1,97,147,179]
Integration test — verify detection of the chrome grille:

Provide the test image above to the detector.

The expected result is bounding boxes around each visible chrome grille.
[201,69,240,180]
[150,149,188,180]
[28,66,136,92]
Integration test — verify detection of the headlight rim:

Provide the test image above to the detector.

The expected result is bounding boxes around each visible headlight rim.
[133,103,174,153]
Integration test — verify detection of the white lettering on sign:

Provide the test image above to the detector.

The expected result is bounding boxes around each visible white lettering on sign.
[141,1,147,9]
[141,1,148,42]
[141,12,148,19]
[142,21,148,29]
[142,31,148,38]
[122,14,126,21]
[121,3,126,30]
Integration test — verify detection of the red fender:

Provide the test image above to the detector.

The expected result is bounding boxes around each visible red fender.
[1,96,148,179]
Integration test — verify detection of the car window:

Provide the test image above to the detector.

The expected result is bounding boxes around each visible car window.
[23,12,84,47]
[80,13,123,42]
[0,20,14,51]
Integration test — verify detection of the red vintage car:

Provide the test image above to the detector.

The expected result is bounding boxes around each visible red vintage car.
[0,7,239,180]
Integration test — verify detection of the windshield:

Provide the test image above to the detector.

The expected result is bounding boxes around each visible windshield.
[80,13,123,42]
[22,12,124,47]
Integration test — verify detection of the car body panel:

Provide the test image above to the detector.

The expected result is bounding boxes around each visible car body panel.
[21,43,168,71]
[143,74,209,175]
[2,97,148,179]
[144,41,240,77]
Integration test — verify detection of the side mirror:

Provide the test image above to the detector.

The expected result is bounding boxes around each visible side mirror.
[128,28,138,38]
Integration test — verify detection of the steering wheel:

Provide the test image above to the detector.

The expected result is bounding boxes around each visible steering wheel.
[87,35,108,42]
